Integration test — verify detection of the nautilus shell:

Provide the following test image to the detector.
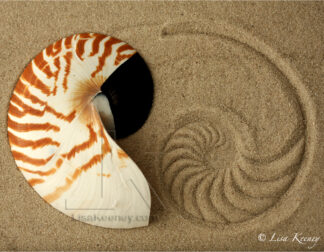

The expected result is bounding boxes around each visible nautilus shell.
[7,33,153,228]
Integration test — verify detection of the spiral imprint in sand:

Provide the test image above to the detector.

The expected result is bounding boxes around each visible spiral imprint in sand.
[161,109,305,225]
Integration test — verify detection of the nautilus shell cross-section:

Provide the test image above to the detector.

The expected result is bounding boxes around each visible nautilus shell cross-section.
[7,33,153,229]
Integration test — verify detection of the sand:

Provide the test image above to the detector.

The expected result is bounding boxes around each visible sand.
[0,1,324,251]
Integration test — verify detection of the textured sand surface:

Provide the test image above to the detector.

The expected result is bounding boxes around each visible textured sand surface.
[0,1,324,251]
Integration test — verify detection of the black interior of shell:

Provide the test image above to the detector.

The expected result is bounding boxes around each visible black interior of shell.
[100,53,154,139]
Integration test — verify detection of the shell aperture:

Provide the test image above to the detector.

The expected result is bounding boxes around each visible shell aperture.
[101,53,154,139]
[7,33,153,229]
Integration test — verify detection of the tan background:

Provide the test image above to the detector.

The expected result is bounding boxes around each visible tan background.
[0,1,324,251]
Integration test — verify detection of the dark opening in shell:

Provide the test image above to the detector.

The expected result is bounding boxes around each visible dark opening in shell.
[101,53,154,139]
